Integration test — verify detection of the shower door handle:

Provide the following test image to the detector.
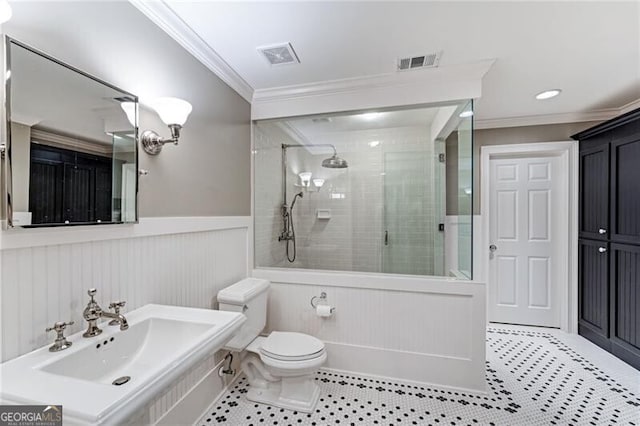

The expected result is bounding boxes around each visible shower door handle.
[384,230,389,246]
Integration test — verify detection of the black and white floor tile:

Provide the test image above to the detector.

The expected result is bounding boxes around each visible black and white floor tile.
[196,327,640,425]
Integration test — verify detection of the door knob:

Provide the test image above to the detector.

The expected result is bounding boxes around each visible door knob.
[489,244,497,252]
[598,247,607,253]
[598,228,607,235]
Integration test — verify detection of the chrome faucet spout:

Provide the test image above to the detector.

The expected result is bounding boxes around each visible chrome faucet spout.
[82,289,129,337]
[100,311,129,330]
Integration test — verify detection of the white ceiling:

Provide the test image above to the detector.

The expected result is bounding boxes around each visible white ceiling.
[153,1,640,123]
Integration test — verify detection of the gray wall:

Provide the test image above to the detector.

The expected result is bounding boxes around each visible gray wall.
[2,1,251,218]
[446,121,602,215]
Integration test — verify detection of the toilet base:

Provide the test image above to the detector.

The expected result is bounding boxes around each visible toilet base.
[245,376,321,413]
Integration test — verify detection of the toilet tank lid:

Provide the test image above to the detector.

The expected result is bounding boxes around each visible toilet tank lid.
[217,278,270,305]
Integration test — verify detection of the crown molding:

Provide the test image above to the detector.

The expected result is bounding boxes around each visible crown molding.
[620,97,640,115]
[252,60,494,120]
[128,0,254,103]
[475,97,640,130]
[474,109,617,130]
[253,60,495,103]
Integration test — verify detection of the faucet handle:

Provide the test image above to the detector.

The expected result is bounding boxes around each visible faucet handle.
[46,321,74,352]
[108,300,126,311]
[46,320,74,333]
[88,288,97,299]
[108,301,127,326]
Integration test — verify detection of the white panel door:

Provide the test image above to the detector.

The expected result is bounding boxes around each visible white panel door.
[488,156,563,327]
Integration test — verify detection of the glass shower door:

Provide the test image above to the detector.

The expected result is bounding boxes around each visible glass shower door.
[382,151,432,275]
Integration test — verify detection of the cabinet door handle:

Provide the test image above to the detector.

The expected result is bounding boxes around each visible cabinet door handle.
[598,228,607,235]
[598,247,607,253]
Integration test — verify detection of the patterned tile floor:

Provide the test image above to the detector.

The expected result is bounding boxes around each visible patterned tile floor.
[196,327,640,425]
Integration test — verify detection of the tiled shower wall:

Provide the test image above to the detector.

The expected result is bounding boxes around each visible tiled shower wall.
[253,124,293,268]
[254,124,443,275]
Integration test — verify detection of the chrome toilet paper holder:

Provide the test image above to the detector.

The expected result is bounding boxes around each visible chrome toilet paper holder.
[310,292,327,308]
[310,292,336,313]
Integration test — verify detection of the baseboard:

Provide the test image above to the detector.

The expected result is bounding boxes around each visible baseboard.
[155,359,231,426]
[323,341,486,393]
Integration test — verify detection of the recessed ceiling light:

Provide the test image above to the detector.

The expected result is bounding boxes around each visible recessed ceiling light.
[368,141,380,147]
[359,112,382,121]
[535,89,561,100]
[459,111,474,118]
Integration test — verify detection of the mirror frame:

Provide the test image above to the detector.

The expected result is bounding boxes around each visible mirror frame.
[2,36,139,228]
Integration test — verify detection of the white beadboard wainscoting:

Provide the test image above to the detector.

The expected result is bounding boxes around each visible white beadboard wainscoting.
[254,268,487,392]
[0,217,251,424]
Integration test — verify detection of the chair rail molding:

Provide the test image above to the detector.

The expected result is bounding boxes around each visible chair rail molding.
[0,216,252,250]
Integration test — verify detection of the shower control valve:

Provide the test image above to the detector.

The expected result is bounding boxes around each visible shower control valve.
[278,231,293,241]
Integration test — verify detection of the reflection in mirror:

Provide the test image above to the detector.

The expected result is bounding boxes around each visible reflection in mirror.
[5,37,138,227]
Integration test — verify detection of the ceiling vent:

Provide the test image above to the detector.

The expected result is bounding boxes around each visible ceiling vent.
[397,52,442,71]
[258,42,300,66]
[311,117,332,124]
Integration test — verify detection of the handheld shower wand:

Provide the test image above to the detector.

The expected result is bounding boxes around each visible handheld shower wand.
[279,191,303,262]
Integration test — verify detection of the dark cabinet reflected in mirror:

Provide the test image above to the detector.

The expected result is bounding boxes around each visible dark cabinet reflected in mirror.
[5,37,138,227]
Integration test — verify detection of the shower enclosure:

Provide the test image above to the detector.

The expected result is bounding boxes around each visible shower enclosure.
[254,101,473,279]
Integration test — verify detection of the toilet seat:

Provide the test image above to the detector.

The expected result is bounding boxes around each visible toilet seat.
[260,331,325,362]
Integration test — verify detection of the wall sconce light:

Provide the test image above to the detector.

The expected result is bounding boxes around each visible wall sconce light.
[141,97,192,155]
[298,172,312,187]
[0,0,12,24]
[313,178,325,189]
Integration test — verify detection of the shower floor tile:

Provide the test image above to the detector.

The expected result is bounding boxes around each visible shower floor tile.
[195,327,640,425]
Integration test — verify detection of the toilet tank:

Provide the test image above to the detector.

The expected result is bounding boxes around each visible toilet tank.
[217,278,270,352]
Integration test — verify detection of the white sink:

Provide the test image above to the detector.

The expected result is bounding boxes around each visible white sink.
[0,304,245,425]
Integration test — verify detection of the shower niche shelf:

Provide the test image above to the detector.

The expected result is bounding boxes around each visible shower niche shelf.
[316,209,331,220]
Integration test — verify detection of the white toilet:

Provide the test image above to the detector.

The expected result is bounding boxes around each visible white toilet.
[217,278,327,413]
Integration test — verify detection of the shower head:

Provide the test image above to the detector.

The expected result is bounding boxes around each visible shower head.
[322,154,349,169]
[290,191,303,209]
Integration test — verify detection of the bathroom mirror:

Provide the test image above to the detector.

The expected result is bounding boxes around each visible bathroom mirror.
[3,37,138,227]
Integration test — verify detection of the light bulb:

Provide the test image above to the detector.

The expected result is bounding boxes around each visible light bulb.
[535,89,561,100]
[298,172,312,187]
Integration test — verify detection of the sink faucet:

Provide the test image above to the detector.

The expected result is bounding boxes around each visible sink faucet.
[82,288,129,338]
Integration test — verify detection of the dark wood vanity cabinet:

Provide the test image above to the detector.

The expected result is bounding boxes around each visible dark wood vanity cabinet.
[579,143,609,240]
[609,243,640,368]
[573,108,640,370]
[577,239,609,349]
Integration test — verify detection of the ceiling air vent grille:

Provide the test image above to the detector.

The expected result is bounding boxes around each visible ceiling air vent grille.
[258,42,300,66]
[398,52,442,71]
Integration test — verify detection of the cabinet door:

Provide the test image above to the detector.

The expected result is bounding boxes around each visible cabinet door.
[579,144,609,239]
[610,137,640,245]
[610,243,640,370]
[578,239,610,349]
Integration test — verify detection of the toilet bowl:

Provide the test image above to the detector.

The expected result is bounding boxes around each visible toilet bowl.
[217,278,327,413]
